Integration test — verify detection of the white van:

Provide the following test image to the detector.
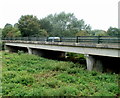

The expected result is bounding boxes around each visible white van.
[47,37,60,42]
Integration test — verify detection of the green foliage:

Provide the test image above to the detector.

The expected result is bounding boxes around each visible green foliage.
[75,30,89,36]
[36,29,48,37]
[3,12,119,38]
[2,23,21,37]
[2,24,12,37]
[90,27,120,36]
[2,51,119,96]
[11,74,34,86]
[17,50,24,55]
[90,29,107,36]
[2,71,17,81]
[18,15,41,37]
[57,73,78,83]
[107,27,120,36]
[0,28,2,38]
[67,52,85,59]
[58,86,80,96]
[39,18,53,33]
[41,12,91,37]
[66,53,85,64]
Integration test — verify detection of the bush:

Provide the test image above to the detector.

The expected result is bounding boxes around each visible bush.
[11,75,34,86]
[2,71,17,82]
[57,73,78,83]
[2,83,23,96]
[17,50,24,55]
[58,86,79,96]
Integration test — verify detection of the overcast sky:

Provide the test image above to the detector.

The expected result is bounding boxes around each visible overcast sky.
[0,0,119,30]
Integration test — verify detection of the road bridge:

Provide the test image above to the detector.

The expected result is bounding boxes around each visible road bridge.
[3,36,120,72]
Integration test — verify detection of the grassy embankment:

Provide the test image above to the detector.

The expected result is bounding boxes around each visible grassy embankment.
[2,51,120,96]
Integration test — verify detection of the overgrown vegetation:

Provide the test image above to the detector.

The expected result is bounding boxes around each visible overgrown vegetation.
[2,51,119,96]
[66,53,86,64]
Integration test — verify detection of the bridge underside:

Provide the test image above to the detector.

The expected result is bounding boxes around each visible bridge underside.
[5,45,66,59]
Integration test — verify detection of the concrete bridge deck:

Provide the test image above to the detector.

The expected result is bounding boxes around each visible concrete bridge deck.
[4,40,120,57]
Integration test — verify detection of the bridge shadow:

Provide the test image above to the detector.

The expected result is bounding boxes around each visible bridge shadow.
[102,56,120,74]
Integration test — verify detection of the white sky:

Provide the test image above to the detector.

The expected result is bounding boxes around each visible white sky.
[0,0,119,30]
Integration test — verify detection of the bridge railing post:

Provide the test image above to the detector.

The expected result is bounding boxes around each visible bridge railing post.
[36,37,38,41]
[60,37,62,42]
[76,36,79,43]
[46,37,48,42]
[76,36,78,43]
[97,36,101,44]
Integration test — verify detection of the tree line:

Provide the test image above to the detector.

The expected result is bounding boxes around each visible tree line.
[1,12,120,38]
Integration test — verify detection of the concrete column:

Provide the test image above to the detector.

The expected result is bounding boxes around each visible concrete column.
[27,47,32,54]
[85,54,103,72]
[85,54,95,71]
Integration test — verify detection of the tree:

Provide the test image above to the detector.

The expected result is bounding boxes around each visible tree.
[18,15,41,37]
[2,23,21,37]
[33,29,48,37]
[75,30,89,36]
[39,18,53,33]
[14,23,19,28]
[90,30,107,36]
[44,12,91,37]
[2,23,12,37]
[0,28,2,38]
[107,27,120,36]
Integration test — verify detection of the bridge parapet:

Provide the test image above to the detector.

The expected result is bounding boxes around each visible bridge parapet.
[2,36,120,43]
[3,40,120,49]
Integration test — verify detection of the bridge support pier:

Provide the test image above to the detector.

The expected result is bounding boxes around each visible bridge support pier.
[27,47,32,54]
[85,54,103,72]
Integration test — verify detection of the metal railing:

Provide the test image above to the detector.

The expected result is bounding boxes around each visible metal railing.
[76,36,120,44]
[2,36,120,44]
[3,37,47,41]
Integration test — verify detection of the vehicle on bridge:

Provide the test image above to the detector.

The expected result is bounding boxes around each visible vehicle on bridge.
[47,37,61,42]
